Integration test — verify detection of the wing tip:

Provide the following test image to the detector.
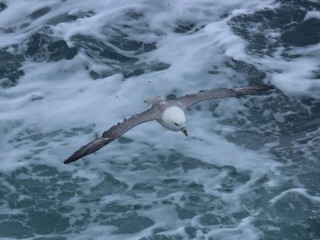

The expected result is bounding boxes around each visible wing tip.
[63,157,76,164]
[63,151,84,164]
[255,84,275,92]
[235,84,275,96]
[257,84,274,90]
[63,137,110,164]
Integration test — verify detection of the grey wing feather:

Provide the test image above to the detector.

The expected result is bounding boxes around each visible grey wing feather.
[64,105,161,164]
[173,84,274,109]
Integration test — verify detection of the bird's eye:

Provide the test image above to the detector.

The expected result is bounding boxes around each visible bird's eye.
[174,123,179,126]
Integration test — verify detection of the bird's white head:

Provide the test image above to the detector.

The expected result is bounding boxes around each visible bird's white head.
[160,106,188,136]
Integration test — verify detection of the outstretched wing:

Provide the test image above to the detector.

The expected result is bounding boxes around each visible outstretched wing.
[173,84,274,109]
[64,105,161,164]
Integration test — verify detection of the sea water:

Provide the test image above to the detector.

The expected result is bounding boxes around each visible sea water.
[0,0,319,239]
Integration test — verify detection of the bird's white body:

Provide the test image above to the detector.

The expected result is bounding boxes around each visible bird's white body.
[158,106,186,131]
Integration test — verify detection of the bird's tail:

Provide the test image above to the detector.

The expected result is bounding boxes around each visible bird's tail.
[64,137,111,164]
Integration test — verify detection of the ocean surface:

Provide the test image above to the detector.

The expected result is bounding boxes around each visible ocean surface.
[0,0,320,239]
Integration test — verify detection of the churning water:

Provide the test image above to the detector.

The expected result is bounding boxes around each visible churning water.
[0,0,320,239]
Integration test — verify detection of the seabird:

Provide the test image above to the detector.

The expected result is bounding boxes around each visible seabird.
[64,84,273,164]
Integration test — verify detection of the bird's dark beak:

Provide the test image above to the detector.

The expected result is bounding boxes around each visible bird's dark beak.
[181,127,188,136]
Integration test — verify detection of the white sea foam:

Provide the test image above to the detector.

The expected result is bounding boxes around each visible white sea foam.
[270,188,320,206]
[304,10,320,21]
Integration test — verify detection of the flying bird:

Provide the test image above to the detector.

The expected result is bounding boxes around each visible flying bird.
[64,84,273,164]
